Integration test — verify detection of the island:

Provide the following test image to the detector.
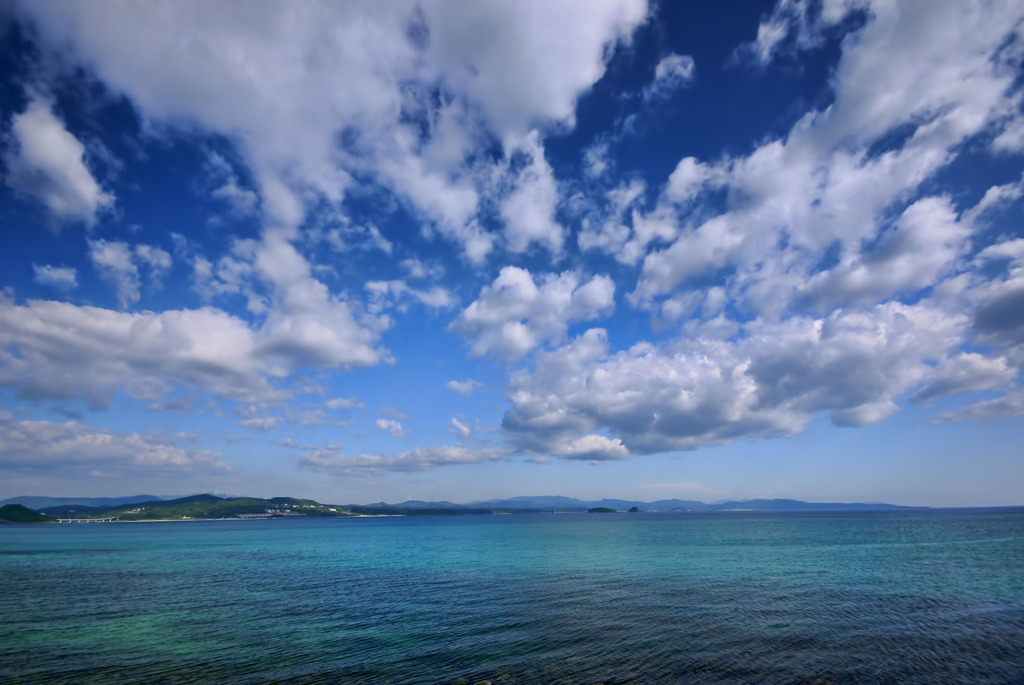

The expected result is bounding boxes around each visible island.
[0,504,56,523]
[0,494,926,523]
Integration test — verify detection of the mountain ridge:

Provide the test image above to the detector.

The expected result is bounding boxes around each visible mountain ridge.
[396,496,921,512]
[0,495,171,509]
[10,493,927,515]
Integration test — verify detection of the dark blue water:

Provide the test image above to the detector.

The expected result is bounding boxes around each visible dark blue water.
[1,510,1022,684]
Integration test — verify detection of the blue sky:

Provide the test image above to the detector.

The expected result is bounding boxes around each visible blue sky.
[1,0,1022,506]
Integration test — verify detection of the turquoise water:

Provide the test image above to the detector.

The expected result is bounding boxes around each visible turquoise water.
[1,509,1022,683]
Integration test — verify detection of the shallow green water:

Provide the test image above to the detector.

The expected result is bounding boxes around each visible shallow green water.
[1,509,1022,683]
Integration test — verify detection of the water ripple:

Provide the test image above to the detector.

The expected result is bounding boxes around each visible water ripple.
[1,510,1022,684]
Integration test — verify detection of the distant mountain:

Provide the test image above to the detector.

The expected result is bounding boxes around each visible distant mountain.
[18,493,922,520]
[705,499,912,511]
[376,496,918,512]
[464,496,707,511]
[0,495,169,510]
[37,494,353,521]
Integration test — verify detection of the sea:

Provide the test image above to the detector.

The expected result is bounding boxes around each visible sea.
[1,509,1022,684]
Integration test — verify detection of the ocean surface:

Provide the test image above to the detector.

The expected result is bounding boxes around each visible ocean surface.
[1,509,1022,684]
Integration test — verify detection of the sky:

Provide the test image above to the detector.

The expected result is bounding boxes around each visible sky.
[0,0,1022,507]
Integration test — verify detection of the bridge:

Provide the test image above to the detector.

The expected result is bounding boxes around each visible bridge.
[56,517,118,523]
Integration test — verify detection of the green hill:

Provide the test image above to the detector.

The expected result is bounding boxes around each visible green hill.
[39,495,355,521]
[0,504,56,523]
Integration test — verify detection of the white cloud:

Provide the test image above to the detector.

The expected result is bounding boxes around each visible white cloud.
[211,179,259,217]
[962,176,1024,226]
[86,240,175,307]
[238,416,282,431]
[0,414,227,473]
[451,266,615,360]
[972,276,1024,352]
[740,0,862,65]
[420,0,648,134]
[446,379,481,396]
[801,197,970,309]
[400,258,443,281]
[284,408,325,427]
[0,279,388,408]
[32,264,77,289]
[298,444,511,476]
[642,53,695,101]
[325,396,362,411]
[502,300,968,457]
[554,434,629,461]
[933,387,1024,424]
[993,115,1024,154]
[450,417,470,440]
[365,280,457,313]
[664,156,724,205]
[375,418,406,438]
[3,99,114,225]
[631,1,1024,316]
[582,139,612,179]
[88,239,140,308]
[911,353,1015,404]
[205,152,259,218]
[12,0,647,258]
[253,234,391,371]
[134,244,173,284]
[976,239,1024,268]
[500,131,565,254]
[577,178,666,265]
[0,298,271,408]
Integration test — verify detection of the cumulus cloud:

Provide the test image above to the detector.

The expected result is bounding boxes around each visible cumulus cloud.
[365,280,457,313]
[577,178,669,265]
[503,300,967,457]
[451,266,615,360]
[400,258,444,281]
[11,0,647,256]
[134,244,173,284]
[88,239,140,308]
[0,414,227,474]
[3,100,114,225]
[972,276,1024,352]
[800,197,970,309]
[554,434,630,461]
[630,1,1024,316]
[500,131,564,254]
[933,388,1024,424]
[976,239,1024,268]
[664,156,725,206]
[252,234,391,371]
[204,151,259,218]
[298,444,511,476]
[375,418,406,438]
[32,264,77,289]
[85,240,174,307]
[324,396,362,411]
[238,416,282,431]
[446,379,481,396]
[962,176,1024,226]
[911,353,1015,404]
[0,289,387,409]
[992,116,1024,154]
